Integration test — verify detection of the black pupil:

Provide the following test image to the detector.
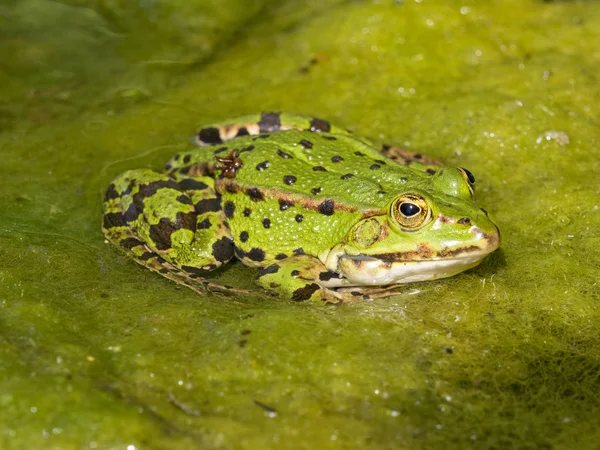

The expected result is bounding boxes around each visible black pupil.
[400,202,420,217]
[462,168,475,184]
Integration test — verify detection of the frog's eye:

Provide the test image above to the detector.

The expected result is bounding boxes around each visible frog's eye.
[459,168,476,194]
[391,194,432,231]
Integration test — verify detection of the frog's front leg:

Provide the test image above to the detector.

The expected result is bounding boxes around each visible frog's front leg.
[255,255,361,304]
[103,169,245,295]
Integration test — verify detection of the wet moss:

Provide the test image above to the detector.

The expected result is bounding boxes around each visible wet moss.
[1,0,600,448]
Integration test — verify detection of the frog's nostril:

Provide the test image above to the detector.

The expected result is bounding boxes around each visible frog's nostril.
[457,217,471,225]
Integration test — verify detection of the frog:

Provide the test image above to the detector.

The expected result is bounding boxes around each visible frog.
[102,112,500,303]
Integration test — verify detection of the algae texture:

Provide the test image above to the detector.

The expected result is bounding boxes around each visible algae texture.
[1,0,600,449]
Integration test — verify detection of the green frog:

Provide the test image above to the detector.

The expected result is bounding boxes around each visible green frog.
[102,113,500,303]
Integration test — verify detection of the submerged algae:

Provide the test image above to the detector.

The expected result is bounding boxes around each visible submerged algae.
[1,0,600,448]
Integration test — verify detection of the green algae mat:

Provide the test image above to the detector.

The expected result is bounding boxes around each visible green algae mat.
[2,0,600,448]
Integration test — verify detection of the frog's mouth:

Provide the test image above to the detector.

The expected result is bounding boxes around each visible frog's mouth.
[322,231,500,287]
[333,252,486,286]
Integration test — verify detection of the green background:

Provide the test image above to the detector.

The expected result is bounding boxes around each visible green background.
[2,0,599,448]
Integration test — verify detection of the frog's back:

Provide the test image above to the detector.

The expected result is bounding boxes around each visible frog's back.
[172,129,433,211]
[168,130,437,263]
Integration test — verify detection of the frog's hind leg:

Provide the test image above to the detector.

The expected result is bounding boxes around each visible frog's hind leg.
[102,169,249,295]
[195,112,352,146]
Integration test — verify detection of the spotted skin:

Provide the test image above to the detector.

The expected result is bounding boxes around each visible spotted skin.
[103,113,500,302]
[256,256,340,302]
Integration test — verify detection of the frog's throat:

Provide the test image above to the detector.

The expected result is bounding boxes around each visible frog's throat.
[321,233,499,287]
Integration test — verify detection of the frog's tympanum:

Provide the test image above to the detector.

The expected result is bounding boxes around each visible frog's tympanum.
[103,113,500,303]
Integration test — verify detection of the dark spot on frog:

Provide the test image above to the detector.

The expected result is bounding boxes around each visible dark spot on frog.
[300,139,313,149]
[149,212,196,251]
[179,179,209,191]
[247,248,265,262]
[138,252,154,261]
[121,180,136,196]
[240,329,251,335]
[279,199,294,210]
[277,149,293,159]
[369,164,381,170]
[214,146,229,154]
[246,187,265,202]
[195,197,221,214]
[331,155,343,163]
[270,282,281,288]
[238,339,248,348]
[425,168,436,175]
[293,247,305,256]
[236,127,249,137]
[158,268,169,274]
[240,231,249,242]
[351,291,362,296]
[197,218,211,229]
[318,199,335,216]
[224,201,235,218]
[183,154,191,164]
[100,292,109,298]
[234,246,265,262]
[104,184,119,201]
[258,112,281,133]
[354,151,366,157]
[225,184,239,193]
[275,253,287,260]
[340,173,354,180]
[291,270,300,276]
[140,180,181,197]
[198,127,222,144]
[103,212,125,229]
[262,218,271,229]
[259,264,280,276]
[119,237,144,250]
[256,161,270,171]
[176,194,192,205]
[283,175,297,185]
[312,166,327,172]
[319,271,340,281]
[311,187,323,195]
[243,207,252,217]
[292,283,320,301]
[309,118,331,133]
[457,217,471,225]
[239,145,255,153]
[322,135,337,141]
[181,265,210,276]
[295,214,303,223]
[444,347,453,355]
[212,236,234,263]
[374,159,386,165]
[122,202,144,226]
[413,153,422,159]
[174,154,181,161]
[252,134,271,141]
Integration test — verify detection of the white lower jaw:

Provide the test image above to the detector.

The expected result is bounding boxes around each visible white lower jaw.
[320,254,487,288]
